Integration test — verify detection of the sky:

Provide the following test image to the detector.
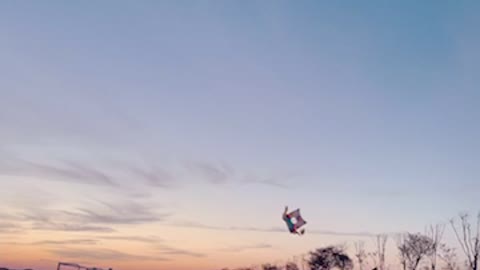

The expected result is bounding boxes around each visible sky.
[0,0,479,269]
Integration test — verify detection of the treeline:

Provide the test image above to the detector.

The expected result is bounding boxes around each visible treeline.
[221,212,479,270]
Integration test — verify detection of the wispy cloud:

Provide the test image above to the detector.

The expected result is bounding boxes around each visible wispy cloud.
[1,153,291,192]
[2,239,99,246]
[0,154,178,190]
[307,229,375,237]
[220,243,273,252]
[0,222,16,229]
[49,248,170,262]
[173,221,375,237]
[7,208,115,233]
[5,200,168,233]
[185,161,233,184]
[155,245,206,257]
[129,166,175,188]
[173,221,282,233]
[33,239,99,245]
[242,176,291,189]
[32,222,116,233]
[62,201,170,225]
[98,235,163,244]
[0,222,21,233]
[183,160,293,189]
[0,157,117,186]
[2,236,165,247]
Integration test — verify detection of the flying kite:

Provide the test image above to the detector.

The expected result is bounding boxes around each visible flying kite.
[282,206,306,235]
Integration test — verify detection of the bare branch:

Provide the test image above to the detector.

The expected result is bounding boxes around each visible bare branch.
[396,233,434,270]
[426,223,446,270]
[449,212,480,270]
[355,241,367,270]
[450,217,472,261]
[438,244,458,270]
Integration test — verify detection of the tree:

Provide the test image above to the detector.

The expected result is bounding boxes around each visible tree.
[438,244,459,270]
[368,251,378,270]
[286,262,300,270]
[449,212,480,270]
[368,235,388,270]
[424,224,445,270]
[262,264,281,270]
[355,241,367,270]
[375,234,388,270]
[397,233,435,270]
[308,246,354,270]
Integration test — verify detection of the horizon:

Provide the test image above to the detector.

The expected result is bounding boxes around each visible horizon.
[1,1,479,270]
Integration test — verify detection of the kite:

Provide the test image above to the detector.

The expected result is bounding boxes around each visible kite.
[282,206,306,235]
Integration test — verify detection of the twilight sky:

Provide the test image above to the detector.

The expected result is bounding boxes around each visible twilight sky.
[0,1,479,270]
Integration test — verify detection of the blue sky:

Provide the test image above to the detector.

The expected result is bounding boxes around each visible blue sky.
[1,1,479,269]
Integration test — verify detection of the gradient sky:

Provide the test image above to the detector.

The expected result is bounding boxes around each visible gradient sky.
[1,1,479,270]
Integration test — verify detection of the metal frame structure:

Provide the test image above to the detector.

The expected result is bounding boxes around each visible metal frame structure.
[57,262,112,270]
[0,268,33,270]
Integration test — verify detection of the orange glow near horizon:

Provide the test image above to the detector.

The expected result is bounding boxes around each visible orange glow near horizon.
[0,225,348,270]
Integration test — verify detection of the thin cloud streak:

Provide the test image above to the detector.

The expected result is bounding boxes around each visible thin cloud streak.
[32,222,116,233]
[185,161,233,184]
[184,160,292,189]
[33,239,99,245]
[0,157,117,186]
[0,222,22,233]
[1,210,115,233]
[155,245,206,258]
[1,239,99,246]
[1,153,292,193]
[8,208,116,233]
[98,236,164,244]
[173,221,375,237]
[0,222,16,229]
[5,200,168,233]
[129,167,175,188]
[49,248,170,262]
[0,155,179,190]
[220,243,273,252]
[61,201,170,225]
[242,177,291,189]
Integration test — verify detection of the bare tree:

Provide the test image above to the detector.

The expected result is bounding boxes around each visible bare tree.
[378,234,388,270]
[397,233,435,270]
[355,241,367,270]
[426,224,446,270]
[368,251,378,270]
[262,264,281,270]
[438,244,459,270]
[449,212,480,270]
[286,262,300,270]
[369,234,388,270]
[397,234,408,270]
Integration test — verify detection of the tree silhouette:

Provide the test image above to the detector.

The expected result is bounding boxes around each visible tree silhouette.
[286,262,300,270]
[307,246,353,270]
[374,235,388,270]
[425,224,445,270]
[438,244,459,270]
[355,241,367,270]
[262,264,281,270]
[397,233,435,270]
[450,212,479,270]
